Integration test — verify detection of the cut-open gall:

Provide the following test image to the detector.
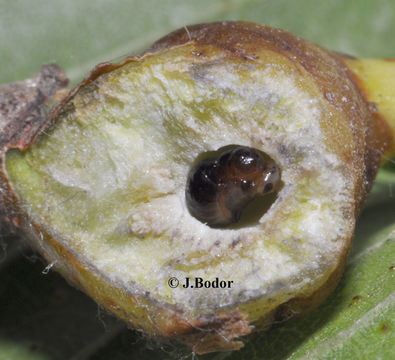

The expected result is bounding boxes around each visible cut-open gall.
[0,22,394,354]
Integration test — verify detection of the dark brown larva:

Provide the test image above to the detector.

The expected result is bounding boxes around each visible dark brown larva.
[186,146,281,226]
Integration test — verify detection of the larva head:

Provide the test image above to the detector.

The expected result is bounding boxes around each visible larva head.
[1,21,392,354]
[217,146,280,195]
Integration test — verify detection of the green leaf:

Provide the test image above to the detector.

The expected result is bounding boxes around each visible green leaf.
[1,0,394,359]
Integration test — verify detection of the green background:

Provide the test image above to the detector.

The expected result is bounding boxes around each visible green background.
[0,0,394,359]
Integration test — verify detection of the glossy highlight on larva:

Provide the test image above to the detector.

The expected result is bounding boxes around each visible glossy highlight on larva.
[186,146,281,226]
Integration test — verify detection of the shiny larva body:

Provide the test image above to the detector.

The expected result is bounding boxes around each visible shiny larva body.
[186,146,280,226]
